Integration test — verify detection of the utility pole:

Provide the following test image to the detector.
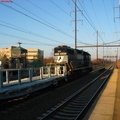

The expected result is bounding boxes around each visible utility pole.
[71,0,82,49]
[115,32,120,61]
[102,41,105,63]
[96,31,98,63]
[96,31,105,64]
[116,48,118,62]
[114,0,120,22]
[74,0,77,49]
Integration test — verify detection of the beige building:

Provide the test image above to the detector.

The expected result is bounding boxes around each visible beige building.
[27,48,44,62]
[0,46,12,58]
[0,46,44,61]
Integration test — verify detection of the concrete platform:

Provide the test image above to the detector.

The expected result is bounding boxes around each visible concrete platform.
[88,69,119,120]
[0,75,66,100]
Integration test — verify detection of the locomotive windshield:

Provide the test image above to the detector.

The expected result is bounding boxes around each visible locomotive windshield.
[54,46,74,55]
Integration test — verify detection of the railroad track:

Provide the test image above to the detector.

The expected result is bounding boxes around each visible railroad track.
[38,65,114,120]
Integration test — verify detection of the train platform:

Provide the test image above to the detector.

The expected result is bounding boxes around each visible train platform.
[0,66,67,100]
[0,75,66,100]
[88,68,120,120]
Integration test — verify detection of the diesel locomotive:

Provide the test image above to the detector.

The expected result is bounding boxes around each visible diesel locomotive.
[54,45,93,76]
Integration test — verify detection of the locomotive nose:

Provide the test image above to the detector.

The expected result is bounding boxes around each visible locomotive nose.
[57,56,64,63]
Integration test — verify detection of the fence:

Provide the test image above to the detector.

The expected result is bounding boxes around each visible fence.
[0,66,67,88]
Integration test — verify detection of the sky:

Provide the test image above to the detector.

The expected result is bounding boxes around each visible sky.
[0,0,120,60]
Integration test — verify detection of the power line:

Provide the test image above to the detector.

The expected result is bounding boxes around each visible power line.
[0,21,68,45]
[13,1,70,35]
[76,0,104,42]
[0,2,91,46]
[0,2,74,39]
[26,0,71,28]
[0,32,57,46]
[64,0,74,10]
[103,0,113,33]
[77,0,97,32]
[49,0,72,18]
[91,1,103,32]
[76,1,101,45]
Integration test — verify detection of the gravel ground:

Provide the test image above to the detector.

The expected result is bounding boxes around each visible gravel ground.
[0,71,102,120]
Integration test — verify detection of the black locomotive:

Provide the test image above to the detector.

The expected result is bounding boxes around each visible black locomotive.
[54,45,92,76]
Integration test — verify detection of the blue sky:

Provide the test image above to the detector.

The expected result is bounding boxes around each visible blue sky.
[0,0,120,59]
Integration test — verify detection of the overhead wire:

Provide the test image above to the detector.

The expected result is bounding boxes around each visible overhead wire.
[64,0,73,10]
[0,32,57,46]
[26,0,71,27]
[1,0,116,48]
[13,1,71,35]
[90,2,103,33]
[0,1,91,46]
[110,0,119,41]
[50,0,94,46]
[0,2,74,40]
[54,0,94,45]
[49,0,73,19]
[112,0,119,40]
[0,20,68,45]
[76,1,98,45]
[76,0,105,43]
[104,39,120,45]
[13,1,75,40]
[77,0,97,32]
[102,0,114,42]
[103,0,112,28]
[72,0,101,45]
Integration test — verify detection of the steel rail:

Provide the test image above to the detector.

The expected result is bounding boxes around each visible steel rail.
[38,65,114,120]
[75,65,114,120]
